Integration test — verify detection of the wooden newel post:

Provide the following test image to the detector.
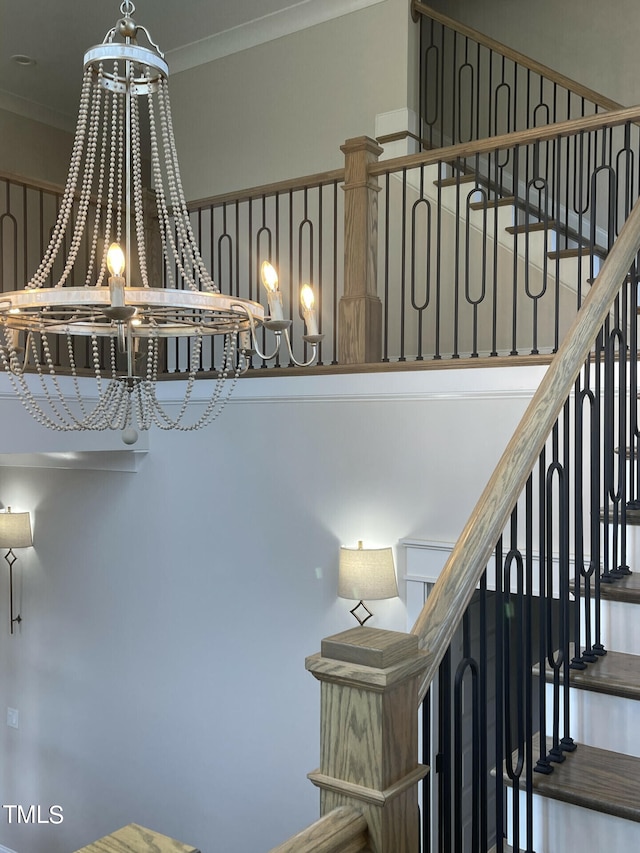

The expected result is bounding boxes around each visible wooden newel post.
[305,627,429,853]
[339,136,384,364]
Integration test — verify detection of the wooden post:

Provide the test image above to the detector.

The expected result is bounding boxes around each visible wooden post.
[306,627,429,853]
[339,137,383,364]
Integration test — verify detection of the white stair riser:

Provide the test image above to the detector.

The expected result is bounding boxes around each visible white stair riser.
[544,682,640,756]
[507,790,640,852]
[582,597,640,656]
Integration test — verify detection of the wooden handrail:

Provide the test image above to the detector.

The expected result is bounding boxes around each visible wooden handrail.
[186,167,345,212]
[411,191,640,702]
[0,168,67,197]
[267,807,369,853]
[411,1,624,114]
[184,107,640,218]
[369,103,640,178]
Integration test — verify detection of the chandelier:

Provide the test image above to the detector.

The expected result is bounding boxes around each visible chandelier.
[0,2,322,444]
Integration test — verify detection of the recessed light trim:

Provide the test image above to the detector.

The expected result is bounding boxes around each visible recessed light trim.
[10,54,36,68]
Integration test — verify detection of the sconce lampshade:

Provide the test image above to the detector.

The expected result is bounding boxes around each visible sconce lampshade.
[0,509,32,549]
[338,542,398,601]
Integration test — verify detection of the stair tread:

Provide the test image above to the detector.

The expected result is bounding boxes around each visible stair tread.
[435,173,478,188]
[506,734,640,823]
[599,569,640,603]
[615,446,635,458]
[537,650,640,700]
[600,506,640,527]
[574,569,640,604]
[468,196,515,211]
[506,221,557,235]
[547,245,607,260]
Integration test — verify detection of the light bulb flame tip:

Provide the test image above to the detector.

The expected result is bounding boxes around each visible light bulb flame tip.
[261,261,279,292]
[107,242,125,277]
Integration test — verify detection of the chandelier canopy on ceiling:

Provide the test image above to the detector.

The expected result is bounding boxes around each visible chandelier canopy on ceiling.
[0,1,321,444]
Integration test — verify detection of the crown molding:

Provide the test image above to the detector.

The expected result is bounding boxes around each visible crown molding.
[0,1,385,130]
[166,0,387,74]
[0,88,76,134]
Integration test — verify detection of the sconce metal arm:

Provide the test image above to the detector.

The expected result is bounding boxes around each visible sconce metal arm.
[231,303,323,368]
[4,548,22,634]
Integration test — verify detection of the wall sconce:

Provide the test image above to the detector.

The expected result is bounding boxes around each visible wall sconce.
[338,540,398,626]
[0,507,33,634]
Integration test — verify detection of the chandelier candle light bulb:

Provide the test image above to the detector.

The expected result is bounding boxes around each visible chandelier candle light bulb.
[300,284,319,337]
[261,261,284,322]
[107,243,126,309]
[107,242,125,278]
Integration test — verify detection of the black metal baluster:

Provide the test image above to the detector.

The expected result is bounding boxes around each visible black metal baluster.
[331,181,338,365]
[422,686,432,853]
[400,169,407,362]
[560,399,577,755]
[438,648,452,853]
[465,178,486,358]
[479,571,489,851]
[411,167,430,361]
[494,535,507,846]
[383,172,390,362]
[535,443,554,775]
[434,162,443,360]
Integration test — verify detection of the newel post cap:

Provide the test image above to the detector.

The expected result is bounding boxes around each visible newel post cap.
[306,626,428,690]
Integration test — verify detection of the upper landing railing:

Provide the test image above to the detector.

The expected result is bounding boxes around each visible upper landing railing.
[4,106,640,377]
[411,1,624,150]
[189,105,640,367]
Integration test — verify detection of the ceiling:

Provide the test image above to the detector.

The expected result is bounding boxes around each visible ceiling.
[0,0,329,125]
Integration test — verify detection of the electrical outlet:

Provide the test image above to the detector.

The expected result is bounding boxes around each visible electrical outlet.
[7,708,19,729]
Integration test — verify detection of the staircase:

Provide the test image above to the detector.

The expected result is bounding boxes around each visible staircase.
[405,4,640,851]
[509,569,640,850]
[398,146,640,844]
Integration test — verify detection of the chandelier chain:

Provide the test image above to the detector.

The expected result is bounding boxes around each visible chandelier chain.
[156,79,205,293]
[130,64,149,287]
[115,66,124,246]
[27,69,93,289]
[85,65,107,286]
[157,79,217,293]
[59,69,103,289]
[146,79,175,289]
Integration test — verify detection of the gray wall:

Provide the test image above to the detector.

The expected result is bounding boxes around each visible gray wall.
[169,0,417,199]
[426,0,640,108]
[0,111,72,187]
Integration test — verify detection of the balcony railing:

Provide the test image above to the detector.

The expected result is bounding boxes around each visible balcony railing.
[412,1,624,151]
[4,108,640,378]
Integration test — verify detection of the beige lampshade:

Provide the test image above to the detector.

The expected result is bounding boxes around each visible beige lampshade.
[0,509,33,549]
[338,542,398,601]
